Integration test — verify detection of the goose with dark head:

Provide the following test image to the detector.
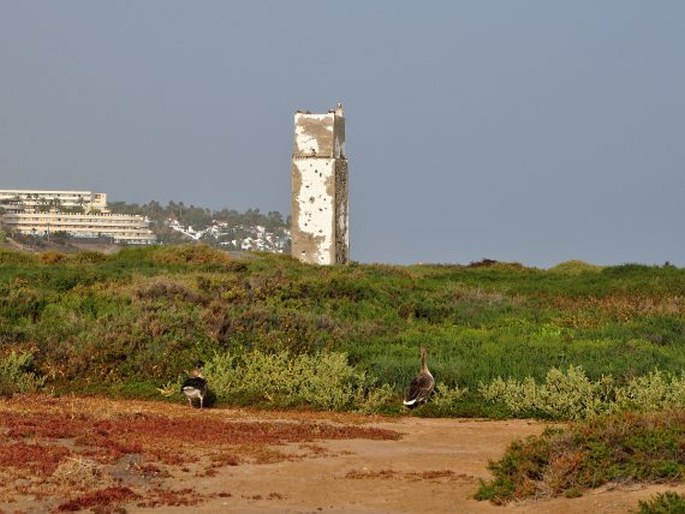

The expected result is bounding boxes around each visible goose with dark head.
[181,368,207,409]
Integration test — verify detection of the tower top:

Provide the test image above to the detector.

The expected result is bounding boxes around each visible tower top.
[293,104,346,159]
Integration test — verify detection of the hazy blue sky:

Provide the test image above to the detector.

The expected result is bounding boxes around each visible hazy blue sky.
[2,2,683,267]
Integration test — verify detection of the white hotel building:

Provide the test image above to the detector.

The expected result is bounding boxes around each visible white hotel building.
[0,189,156,245]
[0,189,109,212]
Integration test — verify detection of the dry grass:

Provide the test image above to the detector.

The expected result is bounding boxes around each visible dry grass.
[345,468,399,479]
[552,294,685,322]
[344,468,465,483]
[52,457,114,489]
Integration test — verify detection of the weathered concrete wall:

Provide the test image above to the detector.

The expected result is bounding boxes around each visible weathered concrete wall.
[291,105,348,265]
[334,159,349,264]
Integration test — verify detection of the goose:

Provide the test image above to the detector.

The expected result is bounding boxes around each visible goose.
[403,346,434,409]
[181,369,207,409]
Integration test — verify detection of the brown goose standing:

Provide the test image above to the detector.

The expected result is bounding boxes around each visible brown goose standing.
[181,369,207,409]
[403,346,435,409]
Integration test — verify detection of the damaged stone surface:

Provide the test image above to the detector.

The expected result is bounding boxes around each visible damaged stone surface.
[291,105,349,265]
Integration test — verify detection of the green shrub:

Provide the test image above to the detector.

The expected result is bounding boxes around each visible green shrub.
[147,244,232,267]
[480,366,685,421]
[0,351,45,397]
[201,351,235,400]
[68,251,108,264]
[615,370,685,412]
[203,349,393,411]
[479,365,616,420]
[357,383,396,414]
[0,249,38,265]
[637,491,685,514]
[478,410,685,504]
[426,381,469,415]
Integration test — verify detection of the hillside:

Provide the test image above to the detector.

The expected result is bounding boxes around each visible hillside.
[108,200,291,252]
[1,245,684,417]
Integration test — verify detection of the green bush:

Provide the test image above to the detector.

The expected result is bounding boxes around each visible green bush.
[425,381,469,415]
[637,491,685,514]
[480,367,685,420]
[0,351,45,397]
[615,370,685,412]
[477,410,685,504]
[147,244,233,267]
[479,365,616,420]
[203,349,393,411]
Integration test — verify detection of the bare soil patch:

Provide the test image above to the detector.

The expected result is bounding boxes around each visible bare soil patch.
[0,395,683,513]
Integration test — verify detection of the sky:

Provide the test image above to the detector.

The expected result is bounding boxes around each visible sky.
[1,2,684,267]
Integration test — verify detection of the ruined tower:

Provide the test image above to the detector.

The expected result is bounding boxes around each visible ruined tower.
[291,103,349,265]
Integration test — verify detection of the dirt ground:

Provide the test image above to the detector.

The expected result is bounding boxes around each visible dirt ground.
[1,396,683,513]
[160,417,685,514]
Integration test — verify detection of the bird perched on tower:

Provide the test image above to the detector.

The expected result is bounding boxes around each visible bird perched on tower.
[329,102,344,117]
[403,346,435,409]
[181,369,207,409]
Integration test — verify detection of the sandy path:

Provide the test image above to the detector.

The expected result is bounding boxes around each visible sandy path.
[2,397,684,513]
[134,415,685,514]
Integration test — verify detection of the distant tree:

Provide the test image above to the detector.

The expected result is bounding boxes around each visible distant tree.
[50,231,70,244]
[167,201,186,221]
[265,211,284,230]
[214,208,241,225]
[243,208,262,226]
[146,200,165,222]
[109,201,143,215]
[182,204,213,230]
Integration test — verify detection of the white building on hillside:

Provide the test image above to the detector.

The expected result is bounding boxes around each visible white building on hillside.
[0,189,108,212]
[0,189,155,244]
[1,211,156,244]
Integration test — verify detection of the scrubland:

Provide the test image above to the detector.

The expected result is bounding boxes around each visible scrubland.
[1,246,685,507]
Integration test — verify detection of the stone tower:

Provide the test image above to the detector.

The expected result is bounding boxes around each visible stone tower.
[291,103,349,265]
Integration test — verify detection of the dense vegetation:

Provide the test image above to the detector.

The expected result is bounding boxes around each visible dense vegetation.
[0,246,684,416]
[638,492,685,513]
[477,410,685,503]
